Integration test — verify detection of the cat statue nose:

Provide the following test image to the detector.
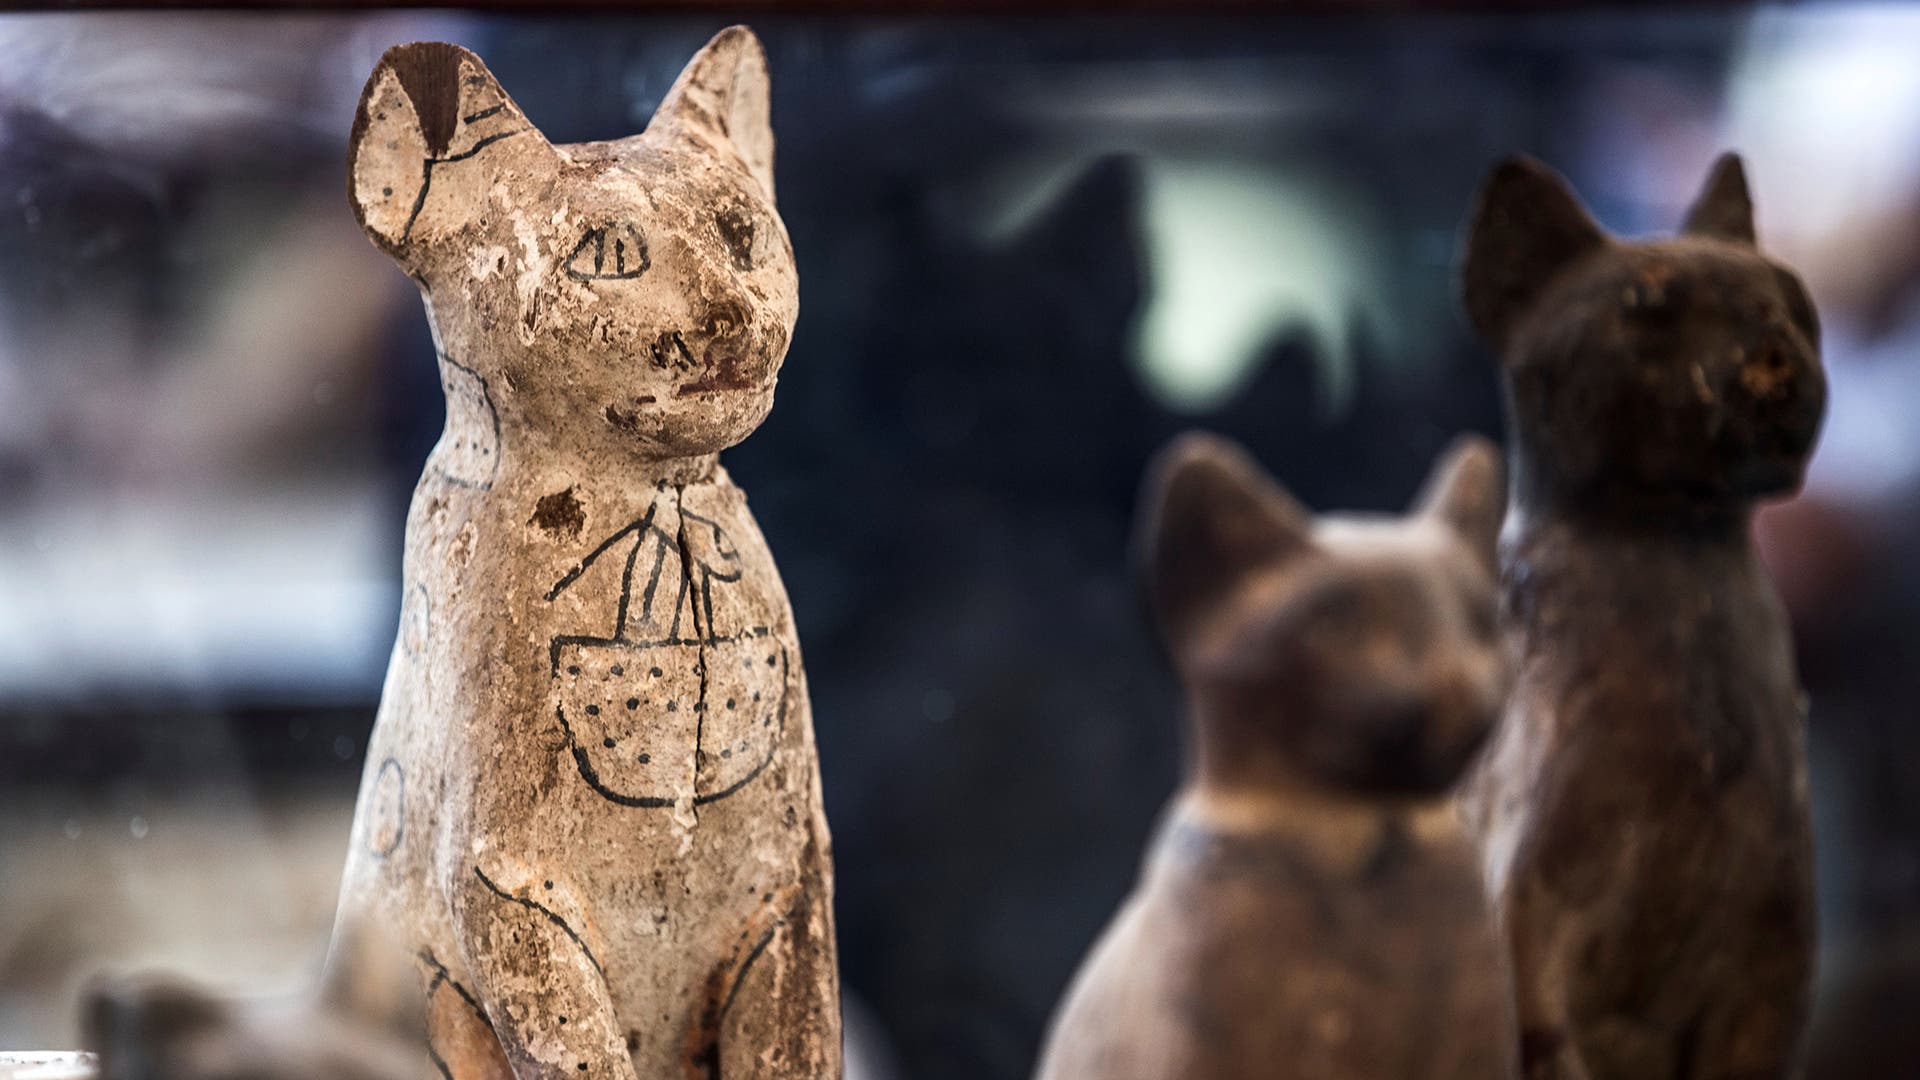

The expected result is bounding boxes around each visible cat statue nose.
[699,295,751,339]
[1366,701,1437,788]
[1732,332,1826,462]
[697,295,756,361]
[1737,340,1799,402]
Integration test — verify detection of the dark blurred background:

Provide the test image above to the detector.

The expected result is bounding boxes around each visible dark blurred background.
[1,8,1917,1078]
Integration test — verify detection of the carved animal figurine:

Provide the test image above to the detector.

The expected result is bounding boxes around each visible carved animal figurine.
[1458,155,1825,1080]
[331,28,839,1080]
[1035,433,1517,1080]
[83,923,436,1080]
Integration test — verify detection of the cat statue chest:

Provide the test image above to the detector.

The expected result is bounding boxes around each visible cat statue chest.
[537,469,793,812]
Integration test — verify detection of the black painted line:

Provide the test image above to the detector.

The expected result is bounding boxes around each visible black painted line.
[666,485,694,644]
[370,757,405,858]
[546,504,659,603]
[693,645,786,806]
[718,925,779,1022]
[435,128,527,165]
[669,484,712,812]
[400,157,434,243]
[547,628,768,677]
[612,526,645,637]
[699,568,714,661]
[417,948,492,1080]
[637,527,669,627]
[679,509,741,562]
[399,128,528,244]
[428,352,502,490]
[418,950,490,1021]
[665,532,690,641]
[552,644,787,810]
[555,705,676,809]
[471,866,605,978]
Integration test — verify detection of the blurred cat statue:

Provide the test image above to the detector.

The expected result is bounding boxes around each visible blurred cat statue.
[1034,433,1518,1080]
[329,27,839,1080]
[1457,155,1824,1079]
[83,922,435,1080]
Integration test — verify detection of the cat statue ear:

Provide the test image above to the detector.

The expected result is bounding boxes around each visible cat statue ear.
[1414,435,1506,576]
[1139,433,1315,656]
[1461,155,1608,355]
[648,26,777,202]
[1681,152,1757,246]
[349,42,556,259]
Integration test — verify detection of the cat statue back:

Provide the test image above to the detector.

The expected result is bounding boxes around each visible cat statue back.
[331,27,839,1080]
[1035,433,1517,1080]
[1458,154,1823,1079]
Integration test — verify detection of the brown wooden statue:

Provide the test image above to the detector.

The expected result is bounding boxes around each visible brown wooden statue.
[1035,433,1518,1080]
[1457,154,1825,1079]
[329,27,839,1080]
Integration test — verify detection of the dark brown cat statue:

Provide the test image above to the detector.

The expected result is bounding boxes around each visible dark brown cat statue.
[1034,433,1518,1080]
[1457,154,1825,1080]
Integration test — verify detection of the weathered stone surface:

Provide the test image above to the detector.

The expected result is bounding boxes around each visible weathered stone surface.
[1457,154,1824,1079]
[1034,433,1517,1080]
[330,27,839,1080]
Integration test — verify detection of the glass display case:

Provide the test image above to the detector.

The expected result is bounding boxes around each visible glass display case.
[0,7,1915,1078]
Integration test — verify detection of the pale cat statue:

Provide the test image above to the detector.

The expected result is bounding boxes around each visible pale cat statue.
[1034,433,1518,1080]
[1456,155,1824,1079]
[330,27,839,1080]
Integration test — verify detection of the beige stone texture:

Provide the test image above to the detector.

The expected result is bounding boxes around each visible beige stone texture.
[331,27,839,1080]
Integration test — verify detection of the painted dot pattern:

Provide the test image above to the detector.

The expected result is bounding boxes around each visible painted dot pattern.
[554,640,786,804]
